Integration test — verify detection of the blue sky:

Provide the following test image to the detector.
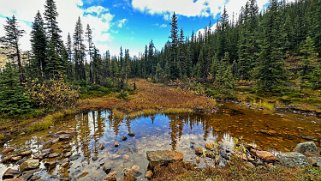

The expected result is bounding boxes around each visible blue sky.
[0,0,292,56]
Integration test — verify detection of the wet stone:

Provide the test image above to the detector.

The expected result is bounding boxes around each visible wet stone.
[145,170,153,180]
[19,150,32,157]
[103,162,112,174]
[146,150,184,168]
[11,156,22,162]
[122,136,128,141]
[104,171,117,181]
[114,141,120,147]
[128,133,135,137]
[98,144,105,150]
[2,147,15,155]
[19,159,40,172]
[44,161,57,170]
[2,168,20,180]
[48,153,60,158]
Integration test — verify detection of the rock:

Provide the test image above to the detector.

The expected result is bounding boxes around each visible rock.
[44,161,57,170]
[195,156,201,164]
[307,157,321,167]
[103,163,112,174]
[19,150,32,157]
[123,154,130,160]
[42,148,52,156]
[205,143,215,151]
[122,136,128,141]
[277,152,309,167]
[131,165,140,174]
[52,138,60,144]
[48,153,60,158]
[3,178,24,181]
[205,151,215,159]
[1,156,12,163]
[11,156,22,162]
[123,169,137,181]
[70,154,81,161]
[61,161,69,168]
[59,134,71,141]
[294,142,318,156]
[19,159,40,172]
[194,147,204,156]
[64,152,72,157]
[145,170,153,180]
[146,150,184,169]
[2,168,20,180]
[104,171,117,181]
[98,144,105,150]
[128,133,135,137]
[2,147,15,154]
[245,162,255,168]
[255,150,278,162]
[114,141,119,147]
[92,155,98,161]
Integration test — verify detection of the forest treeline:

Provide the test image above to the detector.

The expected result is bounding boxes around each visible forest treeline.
[0,0,320,116]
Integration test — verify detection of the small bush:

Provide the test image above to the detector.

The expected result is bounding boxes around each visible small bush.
[30,79,79,110]
[117,90,129,100]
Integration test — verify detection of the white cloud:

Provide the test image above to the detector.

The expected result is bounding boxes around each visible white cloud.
[117,18,128,28]
[132,0,296,18]
[0,0,114,54]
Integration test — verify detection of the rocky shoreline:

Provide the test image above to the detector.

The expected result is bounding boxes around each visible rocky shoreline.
[1,129,321,181]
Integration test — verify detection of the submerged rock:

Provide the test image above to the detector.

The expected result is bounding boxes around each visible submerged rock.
[128,133,135,137]
[294,142,318,156]
[19,159,40,172]
[145,170,153,180]
[2,168,20,180]
[103,163,112,174]
[114,141,120,147]
[104,171,117,181]
[44,161,57,170]
[146,150,184,168]
[98,144,105,150]
[122,136,128,141]
[277,152,309,167]
[194,147,204,156]
[205,143,215,151]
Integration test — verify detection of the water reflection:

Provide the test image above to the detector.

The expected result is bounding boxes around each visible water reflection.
[1,104,321,180]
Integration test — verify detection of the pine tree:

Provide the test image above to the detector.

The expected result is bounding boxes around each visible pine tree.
[30,11,47,80]
[0,63,31,116]
[169,12,179,79]
[44,0,66,79]
[299,36,318,78]
[1,15,25,84]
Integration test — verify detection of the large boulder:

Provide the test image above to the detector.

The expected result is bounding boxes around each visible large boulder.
[19,159,40,172]
[276,152,309,167]
[146,150,184,169]
[294,142,318,156]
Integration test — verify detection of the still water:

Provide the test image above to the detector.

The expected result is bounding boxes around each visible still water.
[0,103,320,180]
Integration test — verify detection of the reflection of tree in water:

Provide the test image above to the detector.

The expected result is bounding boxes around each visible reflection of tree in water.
[79,112,90,163]
[126,119,132,135]
[167,114,215,150]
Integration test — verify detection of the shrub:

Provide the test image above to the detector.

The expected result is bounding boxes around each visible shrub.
[117,90,129,100]
[29,79,79,110]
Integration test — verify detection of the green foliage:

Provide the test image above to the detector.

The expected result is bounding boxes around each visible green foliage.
[29,79,79,110]
[0,63,32,116]
[117,90,129,100]
[79,84,112,99]
[309,64,321,90]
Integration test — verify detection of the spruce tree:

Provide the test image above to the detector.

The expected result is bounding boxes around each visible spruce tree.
[0,63,31,116]
[30,11,47,80]
[255,0,287,94]
[73,17,86,81]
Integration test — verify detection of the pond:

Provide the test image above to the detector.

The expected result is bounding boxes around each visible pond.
[1,103,321,180]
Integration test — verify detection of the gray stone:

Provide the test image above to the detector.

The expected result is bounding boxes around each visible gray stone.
[59,134,71,141]
[294,142,318,156]
[277,152,309,167]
